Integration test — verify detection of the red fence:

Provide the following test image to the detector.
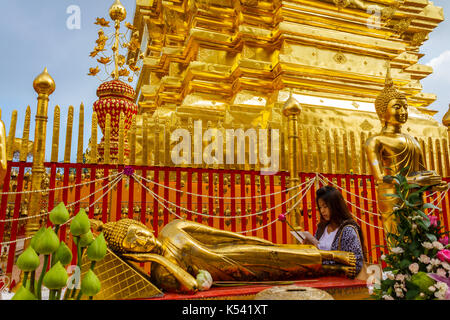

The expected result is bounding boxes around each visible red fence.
[1,161,450,279]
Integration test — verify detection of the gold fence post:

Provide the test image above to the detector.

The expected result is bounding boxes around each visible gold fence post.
[50,106,60,163]
[282,91,302,231]
[27,68,55,247]
[76,102,84,163]
[20,106,31,162]
[6,110,17,161]
[64,106,74,163]
[90,112,98,164]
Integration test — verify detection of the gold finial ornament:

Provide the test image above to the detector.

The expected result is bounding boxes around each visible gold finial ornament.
[282,90,302,117]
[374,63,406,122]
[33,68,55,96]
[109,0,127,22]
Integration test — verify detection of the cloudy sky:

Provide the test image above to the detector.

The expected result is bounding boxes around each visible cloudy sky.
[0,0,449,162]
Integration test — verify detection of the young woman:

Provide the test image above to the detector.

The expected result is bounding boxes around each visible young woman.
[306,186,365,275]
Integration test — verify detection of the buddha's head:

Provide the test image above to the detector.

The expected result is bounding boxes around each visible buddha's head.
[90,219,160,254]
[375,65,408,127]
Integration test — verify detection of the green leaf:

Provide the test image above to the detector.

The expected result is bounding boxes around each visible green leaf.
[399,259,411,269]
[425,233,437,242]
[405,289,420,300]
[383,193,402,199]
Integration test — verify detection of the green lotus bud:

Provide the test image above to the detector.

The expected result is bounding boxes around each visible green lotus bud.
[30,227,46,251]
[54,241,73,266]
[11,286,38,300]
[81,269,101,297]
[70,209,90,236]
[43,261,68,290]
[74,230,94,248]
[87,233,107,261]
[16,246,40,272]
[49,202,70,225]
[34,227,60,255]
[410,272,435,294]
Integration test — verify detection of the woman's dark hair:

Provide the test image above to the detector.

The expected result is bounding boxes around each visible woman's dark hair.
[316,186,366,258]
[316,186,353,226]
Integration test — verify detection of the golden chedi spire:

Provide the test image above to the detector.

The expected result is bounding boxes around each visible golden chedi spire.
[33,67,55,96]
[374,63,407,121]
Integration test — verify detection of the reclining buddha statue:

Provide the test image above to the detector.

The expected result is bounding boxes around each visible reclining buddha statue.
[90,218,357,294]
[364,64,448,237]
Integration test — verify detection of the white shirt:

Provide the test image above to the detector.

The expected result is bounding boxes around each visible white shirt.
[318,227,338,251]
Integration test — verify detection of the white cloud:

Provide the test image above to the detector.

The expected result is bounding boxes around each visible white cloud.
[426,50,450,69]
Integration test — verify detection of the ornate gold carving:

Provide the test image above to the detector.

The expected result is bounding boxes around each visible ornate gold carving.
[333,51,347,64]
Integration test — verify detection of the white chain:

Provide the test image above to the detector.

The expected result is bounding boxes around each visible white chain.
[0,174,123,246]
[0,171,122,195]
[134,172,309,200]
[236,177,314,234]
[134,174,314,219]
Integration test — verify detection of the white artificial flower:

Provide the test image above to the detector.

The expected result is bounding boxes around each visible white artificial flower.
[408,263,419,274]
[426,264,433,272]
[411,224,417,230]
[442,262,450,271]
[431,258,441,266]
[436,268,447,278]
[395,288,404,298]
[381,254,386,261]
[433,241,445,250]
[435,282,449,293]
[196,269,213,291]
[435,291,446,300]
[418,254,431,264]
[422,242,433,249]
[420,292,425,298]
[383,271,395,280]
[428,286,436,292]
[396,274,406,281]
[382,295,394,300]
[391,247,404,254]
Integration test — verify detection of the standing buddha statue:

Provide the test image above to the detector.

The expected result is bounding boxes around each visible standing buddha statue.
[364,65,448,238]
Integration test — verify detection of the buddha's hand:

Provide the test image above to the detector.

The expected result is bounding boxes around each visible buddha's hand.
[431,181,450,192]
[406,171,443,187]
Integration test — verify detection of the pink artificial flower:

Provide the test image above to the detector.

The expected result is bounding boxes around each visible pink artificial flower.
[437,249,450,263]
[429,215,439,227]
[440,236,449,246]
[278,213,286,222]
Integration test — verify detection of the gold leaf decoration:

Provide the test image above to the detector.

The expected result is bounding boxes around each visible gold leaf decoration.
[88,67,100,76]
[95,17,110,27]
[97,57,112,65]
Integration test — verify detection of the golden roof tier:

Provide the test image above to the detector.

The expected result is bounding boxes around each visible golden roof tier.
[124,0,447,174]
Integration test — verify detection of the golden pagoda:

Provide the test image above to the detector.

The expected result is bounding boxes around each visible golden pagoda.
[124,0,445,174]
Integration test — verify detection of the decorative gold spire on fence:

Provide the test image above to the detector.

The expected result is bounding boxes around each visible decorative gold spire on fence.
[77,102,85,163]
[20,106,31,162]
[118,111,125,164]
[6,110,17,161]
[104,113,111,164]
[51,105,60,163]
[90,112,98,164]
[64,105,74,163]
